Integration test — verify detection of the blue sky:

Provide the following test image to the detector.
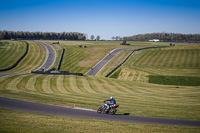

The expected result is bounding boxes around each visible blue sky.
[0,0,200,40]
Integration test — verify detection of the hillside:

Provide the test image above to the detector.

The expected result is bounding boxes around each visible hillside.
[0,41,47,73]
[0,41,26,70]
[108,43,200,86]
[0,74,199,121]
[0,41,200,132]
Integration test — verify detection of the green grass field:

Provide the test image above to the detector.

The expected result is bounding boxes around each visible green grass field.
[0,74,199,121]
[42,40,125,73]
[108,44,200,85]
[0,41,47,73]
[42,41,170,73]
[0,41,200,132]
[1,109,199,133]
[0,41,26,70]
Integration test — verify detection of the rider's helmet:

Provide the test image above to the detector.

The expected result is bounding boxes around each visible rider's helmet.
[110,96,113,99]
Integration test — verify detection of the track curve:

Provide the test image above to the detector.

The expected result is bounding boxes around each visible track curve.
[0,41,56,78]
[34,41,56,71]
[0,97,199,127]
[85,47,139,76]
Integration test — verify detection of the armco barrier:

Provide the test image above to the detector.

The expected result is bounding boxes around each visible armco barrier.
[57,48,65,71]
[31,70,83,76]
[105,46,168,77]
[0,41,29,72]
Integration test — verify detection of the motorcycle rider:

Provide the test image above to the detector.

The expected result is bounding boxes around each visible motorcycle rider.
[104,96,116,110]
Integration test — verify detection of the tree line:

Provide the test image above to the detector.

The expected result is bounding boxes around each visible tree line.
[0,31,86,40]
[90,35,100,41]
[123,33,200,42]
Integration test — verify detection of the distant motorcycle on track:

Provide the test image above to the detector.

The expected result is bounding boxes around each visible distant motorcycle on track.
[97,101,119,115]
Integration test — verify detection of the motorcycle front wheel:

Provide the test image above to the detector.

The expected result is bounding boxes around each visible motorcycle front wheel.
[97,107,103,114]
[109,108,116,115]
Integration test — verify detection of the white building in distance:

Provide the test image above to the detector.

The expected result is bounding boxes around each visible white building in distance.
[149,39,160,42]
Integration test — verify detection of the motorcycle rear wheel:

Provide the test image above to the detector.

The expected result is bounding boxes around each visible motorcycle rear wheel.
[109,108,116,115]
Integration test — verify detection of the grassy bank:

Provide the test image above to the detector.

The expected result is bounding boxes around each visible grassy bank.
[109,44,200,85]
[41,41,170,74]
[0,41,47,73]
[0,74,200,121]
[1,109,199,133]
[0,41,26,70]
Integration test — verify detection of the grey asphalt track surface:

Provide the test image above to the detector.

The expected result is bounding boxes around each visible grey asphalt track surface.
[0,97,199,127]
[34,41,56,71]
[0,72,29,78]
[85,47,139,76]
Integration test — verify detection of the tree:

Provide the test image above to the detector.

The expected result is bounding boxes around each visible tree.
[96,35,100,41]
[115,36,119,40]
[111,37,115,40]
[91,35,95,40]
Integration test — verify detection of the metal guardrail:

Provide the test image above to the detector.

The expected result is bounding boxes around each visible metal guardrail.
[105,46,168,77]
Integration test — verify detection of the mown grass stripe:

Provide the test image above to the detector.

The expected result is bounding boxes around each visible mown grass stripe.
[155,50,170,68]
[139,50,152,67]
[192,49,198,68]
[86,77,104,93]
[10,42,33,72]
[147,49,161,67]
[0,41,25,70]
[100,79,122,94]
[69,76,83,93]
[0,75,19,90]
[76,76,88,93]
[156,50,168,68]
[180,49,187,68]
[33,42,47,70]
[10,42,34,72]
[42,76,54,93]
[109,79,133,93]
[0,43,16,68]
[20,42,40,71]
[116,81,138,93]
[172,50,181,68]
[89,77,110,93]
[56,75,70,94]
[107,79,127,93]
[63,76,74,93]
[6,41,47,73]
[96,78,114,93]
[168,49,178,68]
[6,75,27,91]
[81,76,96,93]
[35,75,45,93]
[26,74,41,91]
[50,77,61,93]
[17,75,32,91]
[196,49,200,68]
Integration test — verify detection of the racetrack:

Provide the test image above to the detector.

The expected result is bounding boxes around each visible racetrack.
[34,41,56,71]
[0,41,56,78]
[1,44,200,128]
[85,47,139,76]
[0,97,199,127]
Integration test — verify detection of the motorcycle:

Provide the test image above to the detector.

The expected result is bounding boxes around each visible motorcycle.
[97,101,119,115]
